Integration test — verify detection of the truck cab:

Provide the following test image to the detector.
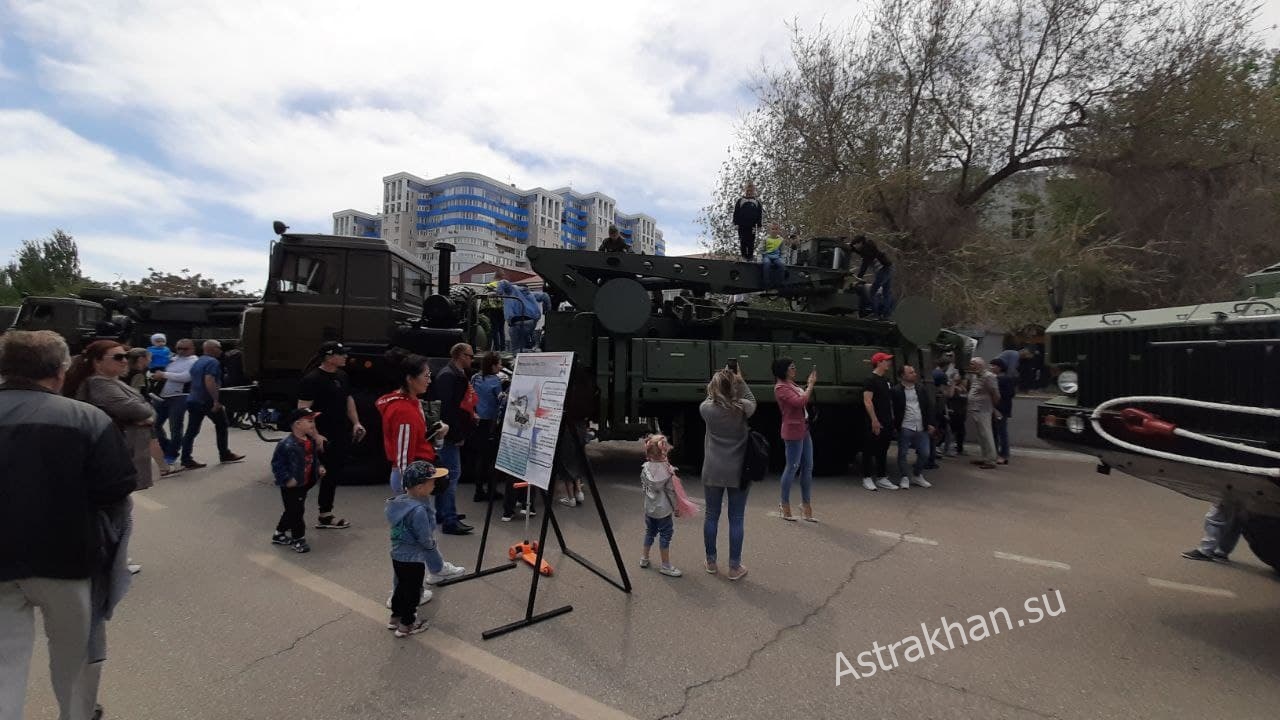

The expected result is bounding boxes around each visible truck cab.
[12,297,119,353]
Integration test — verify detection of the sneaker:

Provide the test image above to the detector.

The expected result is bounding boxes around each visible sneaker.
[271,532,291,545]
[726,565,748,581]
[945,448,958,457]
[501,513,515,522]
[639,557,650,569]
[290,538,311,553]
[976,462,996,469]
[705,561,718,575]
[1181,548,1218,562]
[384,588,434,609]
[899,477,910,490]
[659,564,683,577]
[386,616,399,630]
[219,453,246,464]
[862,477,877,491]
[127,563,142,575]
[575,489,585,503]
[911,475,932,488]
[558,496,577,508]
[181,460,207,470]
[394,619,429,637]
[875,477,899,491]
[426,562,466,584]
[522,507,537,517]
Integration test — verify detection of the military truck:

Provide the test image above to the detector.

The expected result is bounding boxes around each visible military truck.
[1037,269,1280,570]
[526,240,969,473]
[0,306,21,334]
[225,227,965,480]
[7,291,252,354]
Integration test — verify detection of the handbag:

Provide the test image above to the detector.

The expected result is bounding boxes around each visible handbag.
[739,430,770,488]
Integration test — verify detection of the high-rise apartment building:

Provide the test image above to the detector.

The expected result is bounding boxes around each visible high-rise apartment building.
[332,171,664,278]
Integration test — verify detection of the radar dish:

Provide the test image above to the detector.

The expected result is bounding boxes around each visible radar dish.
[595,278,652,335]
[892,296,943,347]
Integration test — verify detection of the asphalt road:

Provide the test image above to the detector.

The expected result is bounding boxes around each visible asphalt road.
[22,428,1280,720]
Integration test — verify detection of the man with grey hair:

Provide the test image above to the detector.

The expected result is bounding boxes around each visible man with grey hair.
[180,339,244,469]
[966,356,1001,469]
[0,330,137,720]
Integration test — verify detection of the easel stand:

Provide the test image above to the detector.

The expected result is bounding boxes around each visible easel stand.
[482,426,631,640]
[435,466,516,587]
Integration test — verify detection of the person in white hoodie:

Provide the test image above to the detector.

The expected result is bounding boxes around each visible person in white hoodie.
[640,434,683,578]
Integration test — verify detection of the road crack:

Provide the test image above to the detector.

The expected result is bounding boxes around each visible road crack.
[903,672,1062,719]
[656,532,910,719]
[216,610,352,682]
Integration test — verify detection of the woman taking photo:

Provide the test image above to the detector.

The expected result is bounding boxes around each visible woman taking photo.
[699,366,756,581]
[772,357,817,522]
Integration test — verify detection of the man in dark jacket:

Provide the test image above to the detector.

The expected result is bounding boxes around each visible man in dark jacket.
[598,225,630,253]
[0,330,137,720]
[891,365,936,489]
[731,182,763,260]
[848,235,894,318]
[431,343,476,535]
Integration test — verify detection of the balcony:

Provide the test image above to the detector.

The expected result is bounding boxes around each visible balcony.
[417,204,529,228]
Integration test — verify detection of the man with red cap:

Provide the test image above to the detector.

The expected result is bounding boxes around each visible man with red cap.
[861,352,898,491]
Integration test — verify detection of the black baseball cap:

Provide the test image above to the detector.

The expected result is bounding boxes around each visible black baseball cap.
[319,341,348,356]
[287,408,321,426]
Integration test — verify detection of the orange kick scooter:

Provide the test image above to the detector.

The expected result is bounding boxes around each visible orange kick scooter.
[508,482,553,576]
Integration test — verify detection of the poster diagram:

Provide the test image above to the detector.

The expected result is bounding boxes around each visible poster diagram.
[495,351,574,491]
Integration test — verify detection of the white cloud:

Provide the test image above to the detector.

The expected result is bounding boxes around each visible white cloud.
[0,110,190,216]
[76,229,268,290]
[7,0,869,235]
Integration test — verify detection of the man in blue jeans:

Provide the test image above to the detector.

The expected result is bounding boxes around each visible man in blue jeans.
[180,340,244,469]
[891,365,935,489]
[150,338,197,466]
[848,235,895,318]
[431,343,476,535]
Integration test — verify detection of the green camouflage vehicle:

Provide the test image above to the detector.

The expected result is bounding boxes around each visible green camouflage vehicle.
[1038,267,1280,570]
[0,306,21,334]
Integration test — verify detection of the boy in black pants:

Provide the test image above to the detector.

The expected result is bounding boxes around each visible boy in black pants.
[271,408,325,553]
[386,460,451,637]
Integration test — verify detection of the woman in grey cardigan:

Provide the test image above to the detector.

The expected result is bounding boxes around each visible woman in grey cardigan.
[699,367,756,581]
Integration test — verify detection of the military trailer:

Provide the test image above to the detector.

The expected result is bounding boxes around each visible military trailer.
[527,241,968,473]
[1038,270,1280,570]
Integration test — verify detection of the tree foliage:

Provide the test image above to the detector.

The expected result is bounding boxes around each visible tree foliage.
[114,268,255,298]
[702,0,1275,326]
[0,229,87,303]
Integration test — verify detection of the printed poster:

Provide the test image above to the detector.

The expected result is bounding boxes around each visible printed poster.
[495,351,573,491]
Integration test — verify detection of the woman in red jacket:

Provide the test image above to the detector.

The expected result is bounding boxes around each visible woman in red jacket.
[773,356,817,522]
[376,353,448,494]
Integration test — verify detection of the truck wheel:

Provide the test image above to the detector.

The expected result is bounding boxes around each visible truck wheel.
[1243,515,1280,573]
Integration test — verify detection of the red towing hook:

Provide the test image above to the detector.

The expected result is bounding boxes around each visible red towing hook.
[1118,408,1178,441]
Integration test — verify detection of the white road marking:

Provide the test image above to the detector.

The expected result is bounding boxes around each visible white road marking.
[247,552,639,720]
[867,529,939,546]
[993,551,1071,570]
[1146,577,1237,598]
[133,494,167,511]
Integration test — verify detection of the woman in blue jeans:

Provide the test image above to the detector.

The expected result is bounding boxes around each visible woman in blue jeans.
[773,357,817,521]
[698,367,757,581]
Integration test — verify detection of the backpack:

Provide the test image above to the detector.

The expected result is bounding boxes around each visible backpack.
[739,430,770,489]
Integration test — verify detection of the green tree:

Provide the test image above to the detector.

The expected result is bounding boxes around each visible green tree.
[114,268,256,298]
[2,229,85,298]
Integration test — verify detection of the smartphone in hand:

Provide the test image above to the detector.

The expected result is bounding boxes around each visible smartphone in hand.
[726,358,739,373]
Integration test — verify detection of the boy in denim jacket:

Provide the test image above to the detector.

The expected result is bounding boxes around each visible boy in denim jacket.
[270,408,325,553]
[385,460,455,637]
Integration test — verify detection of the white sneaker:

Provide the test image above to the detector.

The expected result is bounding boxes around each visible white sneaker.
[385,588,434,609]
[875,477,899,491]
[575,489,585,503]
[911,475,932,488]
[426,562,467,585]
[127,563,142,575]
[558,496,576,508]
[899,477,910,490]
[862,477,877,491]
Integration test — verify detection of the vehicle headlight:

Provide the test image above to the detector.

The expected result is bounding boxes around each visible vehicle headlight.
[1066,414,1086,434]
[1057,370,1078,396]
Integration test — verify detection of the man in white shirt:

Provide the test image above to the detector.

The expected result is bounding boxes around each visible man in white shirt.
[891,365,935,489]
[150,338,197,468]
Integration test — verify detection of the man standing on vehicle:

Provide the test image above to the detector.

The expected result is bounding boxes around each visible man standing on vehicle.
[151,337,197,468]
[180,339,244,468]
[432,343,477,535]
[297,341,366,530]
[731,182,764,260]
[598,225,630,253]
[494,269,542,353]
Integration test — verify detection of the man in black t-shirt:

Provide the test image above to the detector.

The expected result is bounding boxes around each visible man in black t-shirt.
[297,341,366,529]
[861,352,897,491]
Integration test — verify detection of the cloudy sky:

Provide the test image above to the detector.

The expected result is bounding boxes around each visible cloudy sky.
[1,0,1278,291]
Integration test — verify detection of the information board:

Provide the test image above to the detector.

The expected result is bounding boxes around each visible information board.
[494,351,574,491]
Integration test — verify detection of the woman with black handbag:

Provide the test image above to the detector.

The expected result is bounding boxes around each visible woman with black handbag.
[698,366,757,581]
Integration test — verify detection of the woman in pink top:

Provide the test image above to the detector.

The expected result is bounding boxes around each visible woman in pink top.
[772,357,817,522]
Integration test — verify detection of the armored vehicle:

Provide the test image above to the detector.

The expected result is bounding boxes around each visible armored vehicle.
[527,239,969,473]
[1038,270,1280,570]
[8,291,252,354]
